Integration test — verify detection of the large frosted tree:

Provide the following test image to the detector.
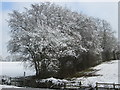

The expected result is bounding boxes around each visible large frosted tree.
[8,3,85,77]
[8,2,117,78]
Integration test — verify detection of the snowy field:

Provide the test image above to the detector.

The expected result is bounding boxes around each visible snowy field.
[74,60,120,86]
[0,62,35,77]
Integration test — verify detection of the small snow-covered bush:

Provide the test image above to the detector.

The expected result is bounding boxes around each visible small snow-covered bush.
[36,77,68,88]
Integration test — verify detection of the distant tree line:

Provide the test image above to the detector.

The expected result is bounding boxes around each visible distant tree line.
[8,2,120,78]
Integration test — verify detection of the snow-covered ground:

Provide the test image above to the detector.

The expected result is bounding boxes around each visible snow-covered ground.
[0,85,20,89]
[0,62,35,77]
[40,60,119,87]
[74,60,119,87]
[0,60,119,88]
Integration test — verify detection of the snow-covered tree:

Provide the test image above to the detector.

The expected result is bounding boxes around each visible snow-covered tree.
[8,2,118,78]
[8,3,84,77]
[95,19,117,61]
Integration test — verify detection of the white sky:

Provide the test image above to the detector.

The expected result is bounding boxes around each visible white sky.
[0,1,118,59]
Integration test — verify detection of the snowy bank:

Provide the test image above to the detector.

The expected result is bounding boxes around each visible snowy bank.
[74,60,119,87]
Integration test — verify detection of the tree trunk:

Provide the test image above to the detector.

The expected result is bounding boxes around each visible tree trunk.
[34,61,39,76]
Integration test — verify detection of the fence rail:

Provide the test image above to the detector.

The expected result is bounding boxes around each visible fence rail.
[96,82,120,90]
[62,82,120,89]
[10,77,24,86]
[1,77,25,87]
[64,81,81,89]
[1,76,120,90]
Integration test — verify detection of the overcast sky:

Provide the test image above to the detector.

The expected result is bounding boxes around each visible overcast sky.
[0,2,118,58]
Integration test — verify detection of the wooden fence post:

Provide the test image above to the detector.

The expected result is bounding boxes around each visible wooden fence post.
[15,77,16,86]
[79,81,81,88]
[64,82,66,89]
[24,71,26,87]
[113,83,115,89]
[9,77,11,85]
[96,82,98,90]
